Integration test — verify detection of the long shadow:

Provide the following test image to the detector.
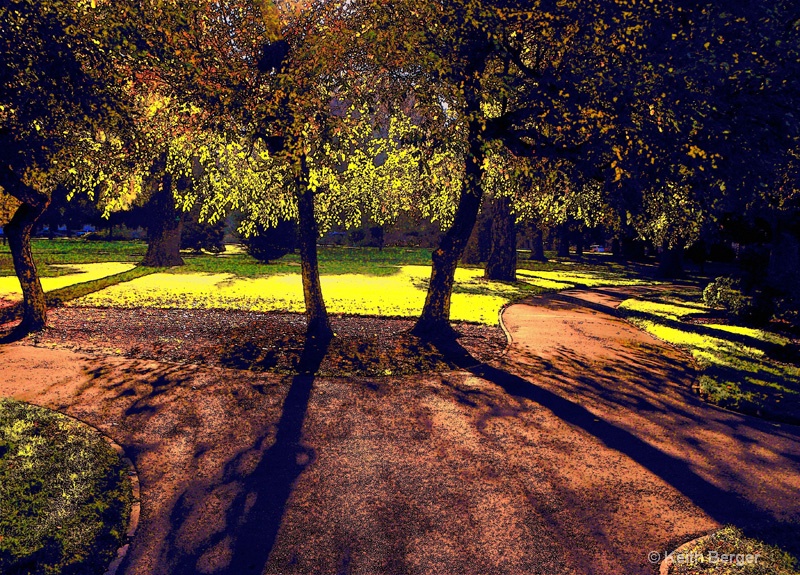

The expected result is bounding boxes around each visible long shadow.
[161,333,331,575]
[549,292,621,317]
[428,335,800,558]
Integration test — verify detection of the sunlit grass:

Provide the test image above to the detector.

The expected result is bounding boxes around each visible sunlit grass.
[71,265,541,325]
[0,399,132,575]
[517,268,655,289]
[0,263,136,299]
[620,290,800,423]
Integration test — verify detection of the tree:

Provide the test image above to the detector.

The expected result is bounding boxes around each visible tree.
[0,0,139,334]
[484,194,517,281]
[139,153,186,267]
[338,0,681,336]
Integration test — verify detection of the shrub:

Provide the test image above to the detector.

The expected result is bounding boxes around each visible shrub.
[703,276,748,314]
[240,219,297,263]
[703,276,773,325]
[182,216,225,254]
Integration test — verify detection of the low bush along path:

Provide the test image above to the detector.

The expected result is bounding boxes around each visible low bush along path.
[1,286,798,575]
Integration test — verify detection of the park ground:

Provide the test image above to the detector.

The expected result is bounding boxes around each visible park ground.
[1,241,799,574]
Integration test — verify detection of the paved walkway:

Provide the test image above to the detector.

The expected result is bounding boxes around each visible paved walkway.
[1,288,798,574]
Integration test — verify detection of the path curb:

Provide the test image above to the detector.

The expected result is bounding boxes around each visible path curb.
[100,433,141,575]
[496,302,514,358]
[659,534,712,575]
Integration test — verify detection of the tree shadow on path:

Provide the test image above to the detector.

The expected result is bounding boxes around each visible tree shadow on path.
[161,333,331,575]
[429,334,800,558]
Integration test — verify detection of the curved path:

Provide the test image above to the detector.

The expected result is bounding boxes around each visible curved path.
[1,288,798,575]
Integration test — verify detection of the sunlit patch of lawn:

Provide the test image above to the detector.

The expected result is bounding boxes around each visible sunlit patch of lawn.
[0,263,136,300]
[70,265,541,325]
[516,268,655,289]
[619,290,800,424]
[179,245,433,277]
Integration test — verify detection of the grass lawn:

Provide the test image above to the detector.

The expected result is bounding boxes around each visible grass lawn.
[0,399,132,575]
[619,287,800,424]
[0,241,652,325]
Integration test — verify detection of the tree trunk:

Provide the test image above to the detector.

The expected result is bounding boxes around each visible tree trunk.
[767,221,800,296]
[658,239,685,278]
[461,203,492,265]
[556,225,570,257]
[574,229,584,260]
[5,198,51,333]
[611,237,622,260]
[296,156,333,342]
[140,161,184,267]
[413,118,485,338]
[485,195,517,281]
[530,226,547,261]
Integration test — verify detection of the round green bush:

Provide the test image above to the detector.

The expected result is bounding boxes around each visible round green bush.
[0,399,132,575]
[240,219,298,263]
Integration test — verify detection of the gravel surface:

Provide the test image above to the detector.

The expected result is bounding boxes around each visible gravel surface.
[2,292,799,575]
[23,307,508,376]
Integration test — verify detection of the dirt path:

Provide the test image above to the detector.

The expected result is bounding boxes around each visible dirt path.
[1,288,799,575]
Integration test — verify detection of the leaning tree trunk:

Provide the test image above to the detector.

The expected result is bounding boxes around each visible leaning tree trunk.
[140,165,184,268]
[530,226,547,261]
[412,117,485,338]
[485,195,517,281]
[296,156,333,342]
[5,197,51,333]
[461,202,492,265]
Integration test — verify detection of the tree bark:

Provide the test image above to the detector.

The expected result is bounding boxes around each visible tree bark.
[5,198,51,333]
[413,118,485,338]
[461,203,492,265]
[140,159,184,267]
[767,220,800,296]
[296,155,333,342]
[658,239,685,278]
[529,225,547,261]
[574,228,584,260]
[556,225,570,257]
[485,195,517,281]
[611,237,622,260]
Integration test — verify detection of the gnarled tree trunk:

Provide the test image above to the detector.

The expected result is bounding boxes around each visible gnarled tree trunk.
[140,162,184,267]
[485,195,517,281]
[530,225,547,261]
[5,196,51,333]
[296,155,332,342]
